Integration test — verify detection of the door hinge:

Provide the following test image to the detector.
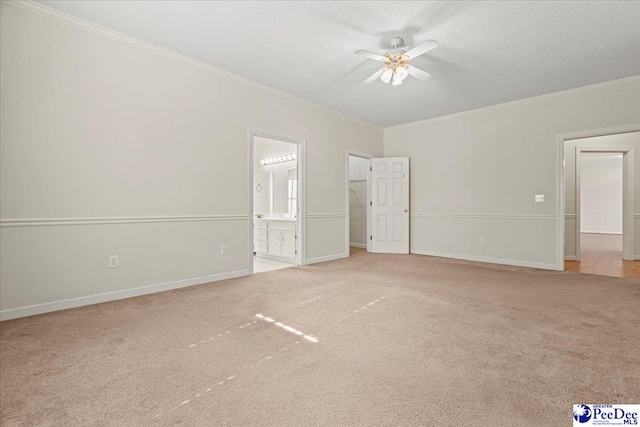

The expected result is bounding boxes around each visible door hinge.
[370,201,372,206]
[295,250,298,254]
[370,166,372,171]
[370,235,373,240]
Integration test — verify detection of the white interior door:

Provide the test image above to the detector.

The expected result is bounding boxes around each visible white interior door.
[371,157,409,254]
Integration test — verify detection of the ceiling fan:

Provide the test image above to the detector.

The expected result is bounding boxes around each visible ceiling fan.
[356,37,437,86]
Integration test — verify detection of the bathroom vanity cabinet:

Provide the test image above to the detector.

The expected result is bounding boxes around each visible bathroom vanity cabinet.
[253,218,297,262]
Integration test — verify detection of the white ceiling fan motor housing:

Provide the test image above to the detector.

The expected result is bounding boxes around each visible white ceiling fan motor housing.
[387,37,407,57]
[390,36,404,48]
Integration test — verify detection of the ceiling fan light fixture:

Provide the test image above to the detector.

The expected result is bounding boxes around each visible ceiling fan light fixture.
[357,37,437,87]
[396,66,408,81]
[380,67,393,84]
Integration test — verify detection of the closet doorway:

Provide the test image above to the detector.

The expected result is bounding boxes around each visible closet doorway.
[346,150,373,255]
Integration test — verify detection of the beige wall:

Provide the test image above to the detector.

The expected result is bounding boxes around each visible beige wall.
[384,77,640,269]
[0,3,382,319]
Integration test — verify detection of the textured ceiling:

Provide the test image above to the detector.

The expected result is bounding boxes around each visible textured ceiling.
[38,1,640,127]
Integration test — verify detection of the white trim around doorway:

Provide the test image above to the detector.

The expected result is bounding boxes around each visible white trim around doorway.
[248,128,306,274]
[555,123,640,271]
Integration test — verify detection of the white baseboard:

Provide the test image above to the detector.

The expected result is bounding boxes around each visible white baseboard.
[564,256,578,261]
[349,243,367,248]
[305,253,348,265]
[410,250,558,271]
[0,269,250,321]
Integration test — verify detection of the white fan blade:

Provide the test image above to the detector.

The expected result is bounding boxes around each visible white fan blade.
[355,50,387,62]
[363,68,385,84]
[407,65,431,81]
[404,40,438,59]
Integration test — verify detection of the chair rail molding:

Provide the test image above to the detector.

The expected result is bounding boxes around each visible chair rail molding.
[306,213,347,218]
[410,213,556,220]
[0,215,249,227]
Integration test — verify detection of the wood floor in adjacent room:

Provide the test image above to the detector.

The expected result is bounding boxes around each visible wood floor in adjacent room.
[565,233,640,279]
[1,250,639,426]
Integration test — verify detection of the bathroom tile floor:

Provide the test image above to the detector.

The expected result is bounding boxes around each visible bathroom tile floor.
[253,256,295,273]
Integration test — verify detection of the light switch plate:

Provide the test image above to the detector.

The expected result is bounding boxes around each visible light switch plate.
[535,194,544,203]
[109,255,119,268]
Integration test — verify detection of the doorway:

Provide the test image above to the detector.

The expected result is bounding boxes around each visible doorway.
[346,151,411,256]
[559,128,640,278]
[346,151,373,255]
[249,129,305,274]
[569,152,625,275]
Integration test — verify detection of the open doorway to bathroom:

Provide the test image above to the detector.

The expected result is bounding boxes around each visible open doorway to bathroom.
[347,151,373,256]
[250,131,305,274]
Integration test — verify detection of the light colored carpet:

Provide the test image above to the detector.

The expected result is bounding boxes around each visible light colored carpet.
[1,249,639,426]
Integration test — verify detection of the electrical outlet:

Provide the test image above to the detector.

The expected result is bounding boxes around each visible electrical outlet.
[220,245,228,255]
[109,255,119,268]
[535,194,544,203]
[479,236,485,244]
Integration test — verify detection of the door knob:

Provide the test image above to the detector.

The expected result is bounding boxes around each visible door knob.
[404,208,408,213]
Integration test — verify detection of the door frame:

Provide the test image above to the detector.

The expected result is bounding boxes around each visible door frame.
[248,127,306,274]
[555,123,640,270]
[345,150,374,254]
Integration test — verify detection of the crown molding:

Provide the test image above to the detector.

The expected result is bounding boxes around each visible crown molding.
[384,74,640,132]
[2,0,381,131]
